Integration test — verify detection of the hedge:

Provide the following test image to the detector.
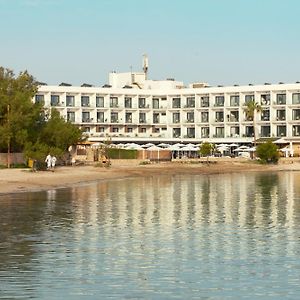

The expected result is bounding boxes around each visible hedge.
[107,149,138,159]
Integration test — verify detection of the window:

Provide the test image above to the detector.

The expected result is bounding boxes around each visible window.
[35,94,44,104]
[139,97,146,108]
[215,127,224,138]
[112,127,119,133]
[67,111,75,122]
[81,96,90,107]
[186,112,194,122]
[230,126,240,137]
[110,97,118,108]
[228,111,239,122]
[215,111,224,122]
[82,111,90,122]
[66,95,75,107]
[96,96,104,107]
[139,127,146,133]
[276,94,286,105]
[172,97,181,108]
[186,127,195,139]
[215,96,224,106]
[186,97,195,108]
[139,112,146,123]
[230,95,239,106]
[153,113,159,123]
[187,127,195,138]
[111,112,118,123]
[173,112,180,123]
[125,97,132,108]
[277,126,286,137]
[201,127,209,138]
[245,126,254,137]
[173,128,181,138]
[261,109,270,121]
[261,126,271,137]
[126,127,133,133]
[200,96,209,107]
[152,98,159,109]
[292,93,300,104]
[245,94,254,104]
[201,111,209,123]
[96,126,105,133]
[125,112,132,123]
[276,110,286,121]
[292,109,300,120]
[293,125,300,136]
[51,95,59,106]
[97,111,104,122]
[261,94,270,105]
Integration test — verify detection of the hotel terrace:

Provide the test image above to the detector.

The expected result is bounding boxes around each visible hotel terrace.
[34,67,300,147]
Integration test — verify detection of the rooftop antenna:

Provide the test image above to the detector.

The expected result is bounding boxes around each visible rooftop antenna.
[143,54,148,80]
[130,65,133,83]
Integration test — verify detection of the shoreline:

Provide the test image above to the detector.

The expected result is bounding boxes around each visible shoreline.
[1,159,300,195]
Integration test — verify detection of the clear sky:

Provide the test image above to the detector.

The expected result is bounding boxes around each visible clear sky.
[1,0,300,87]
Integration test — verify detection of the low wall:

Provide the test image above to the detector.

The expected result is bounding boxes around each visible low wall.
[0,153,25,165]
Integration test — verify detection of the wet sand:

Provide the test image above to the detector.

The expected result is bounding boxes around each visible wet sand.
[0,158,299,195]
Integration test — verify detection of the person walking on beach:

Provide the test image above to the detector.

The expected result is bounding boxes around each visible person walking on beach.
[51,155,57,171]
[45,153,52,170]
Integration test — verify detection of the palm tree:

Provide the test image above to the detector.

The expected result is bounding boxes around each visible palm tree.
[244,100,262,146]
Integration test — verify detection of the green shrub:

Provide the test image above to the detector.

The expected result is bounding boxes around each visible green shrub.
[256,141,279,164]
[107,149,137,159]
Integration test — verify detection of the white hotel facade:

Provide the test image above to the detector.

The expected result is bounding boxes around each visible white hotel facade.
[35,70,300,145]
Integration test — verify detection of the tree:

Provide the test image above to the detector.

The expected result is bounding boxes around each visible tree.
[256,141,279,164]
[243,100,262,146]
[0,68,41,166]
[0,67,83,166]
[24,109,83,161]
[199,142,213,163]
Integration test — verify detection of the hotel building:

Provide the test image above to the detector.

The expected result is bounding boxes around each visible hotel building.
[34,68,300,145]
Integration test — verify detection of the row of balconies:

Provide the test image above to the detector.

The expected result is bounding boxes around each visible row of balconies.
[49,100,300,110]
[78,118,300,125]
[84,130,298,139]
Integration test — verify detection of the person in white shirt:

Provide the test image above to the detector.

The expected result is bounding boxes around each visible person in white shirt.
[51,156,57,171]
[45,154,52,170]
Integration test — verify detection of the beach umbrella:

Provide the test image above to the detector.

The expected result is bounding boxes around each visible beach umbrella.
[217,146,229,152]
[233,146,250,152]
[274,138,288,144]
[91,142,105,148]
[147,145,162,151]
[229,143,239,147]
[247,147,256,152]
[169,145,182,151]
[173,143,185,148]
[218,143,228,147]
[143,143,155,148]
[158,143,170,148]
[125,143,142,150]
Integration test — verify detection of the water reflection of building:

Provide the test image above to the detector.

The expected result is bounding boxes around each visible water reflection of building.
[68,172,299,231]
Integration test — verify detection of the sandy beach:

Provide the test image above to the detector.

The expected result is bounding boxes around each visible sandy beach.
[0,158,300,195]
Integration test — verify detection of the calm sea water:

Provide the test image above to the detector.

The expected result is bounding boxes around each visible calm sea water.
[1,171,300,299]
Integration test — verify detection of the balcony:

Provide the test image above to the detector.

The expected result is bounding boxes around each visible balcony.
[82,118,93,123]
